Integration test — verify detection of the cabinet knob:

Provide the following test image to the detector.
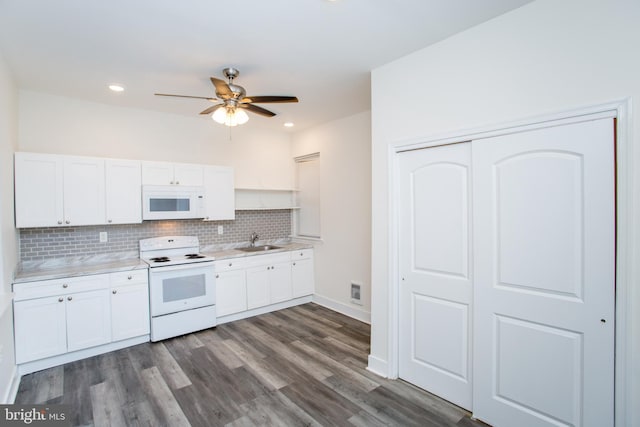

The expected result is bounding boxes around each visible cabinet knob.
[228,263,232,267]
[267,266,270,270]
[58,297,63,302]
[65,220,70,224]
[112,289,117,294]
[62,283,68,288]
[108,219,112,223]
[215,274,219,278]
[300,252,303,256]
[293,262,296,266]
[67,296,72,301]
[170,181,174,184]
[272,266,275,269]
[57,220,62,225]
[127,275,132,280]
[176,181,180,185]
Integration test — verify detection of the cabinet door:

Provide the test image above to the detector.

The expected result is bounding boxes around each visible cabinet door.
[63,157,106,226]
[14,296,67,363]
[246,266,270,310]
[216,269,247,316]
[269,261,293,304]
[105,159,142,224]
[66,289,111,352]
[203,166,235,220]
[14,152,64,228]
[174,163,204,186]
[111,283,150,341]
[141,161,174,185]
[292,258,314,298]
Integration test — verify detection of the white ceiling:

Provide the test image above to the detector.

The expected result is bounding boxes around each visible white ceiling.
[0,0,532,132]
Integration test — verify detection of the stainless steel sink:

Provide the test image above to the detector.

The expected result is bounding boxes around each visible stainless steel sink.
[237,245,282,252]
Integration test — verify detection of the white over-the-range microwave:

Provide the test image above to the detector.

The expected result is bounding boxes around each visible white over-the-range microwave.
[142,185,205,220]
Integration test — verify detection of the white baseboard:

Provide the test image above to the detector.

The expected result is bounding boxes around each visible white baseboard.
[217,296,313,325]
[1,365,20,404]
[367,354,388,378]
[312,294,371,324]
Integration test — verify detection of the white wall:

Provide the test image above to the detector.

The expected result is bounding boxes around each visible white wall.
[18,91,294,189]
[370,0,639,422]
[292,111,372,321]
[0,51,19,402]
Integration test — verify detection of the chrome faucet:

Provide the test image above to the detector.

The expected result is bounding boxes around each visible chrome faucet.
[250,232,259,247]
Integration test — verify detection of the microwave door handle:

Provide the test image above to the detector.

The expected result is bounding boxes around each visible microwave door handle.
[148,261,214,273]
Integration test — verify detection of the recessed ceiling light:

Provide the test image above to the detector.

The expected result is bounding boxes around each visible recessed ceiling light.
[108,84,125,92]
[284,122,294,128]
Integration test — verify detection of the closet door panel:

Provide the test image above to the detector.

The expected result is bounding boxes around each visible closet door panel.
[398,142,472,410]
[472,118,615,427]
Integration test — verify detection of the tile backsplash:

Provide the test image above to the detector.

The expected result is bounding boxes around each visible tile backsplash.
[19,210,292,262]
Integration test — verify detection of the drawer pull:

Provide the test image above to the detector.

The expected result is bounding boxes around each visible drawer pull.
[58,297,63,302]
[62,284,68,289]
[112,290,117,294]
[67,296,72,301]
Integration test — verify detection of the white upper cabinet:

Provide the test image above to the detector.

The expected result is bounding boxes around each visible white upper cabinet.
[105,159,142,224]
[203,165,235,221]
[15,152,65,228]
[141,161,203,186]
[63,156,106,226]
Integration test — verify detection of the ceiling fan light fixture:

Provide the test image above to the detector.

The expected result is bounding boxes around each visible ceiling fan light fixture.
[212,105,249,127]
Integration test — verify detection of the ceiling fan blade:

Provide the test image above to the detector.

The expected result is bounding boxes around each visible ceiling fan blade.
[155,93,217,101]
[241,96,298,104]
[239,103,276,117]
[199,104,224,115]
[210,77,233,98]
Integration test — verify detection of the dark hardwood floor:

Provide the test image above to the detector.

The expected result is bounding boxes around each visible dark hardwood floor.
[15,303,487,427]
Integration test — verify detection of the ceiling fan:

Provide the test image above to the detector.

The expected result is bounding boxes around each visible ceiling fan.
[155,67,298,126]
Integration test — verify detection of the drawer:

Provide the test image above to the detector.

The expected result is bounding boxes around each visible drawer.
[14,274,110,301]
[290,249,313,260]
[244,252,291,268]
[110,269,148,286]
[214,258,247,272]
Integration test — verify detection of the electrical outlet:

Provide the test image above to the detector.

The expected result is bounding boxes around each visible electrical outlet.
[350,282,363,305]
[99,232,108,243]
[218,225,224,235]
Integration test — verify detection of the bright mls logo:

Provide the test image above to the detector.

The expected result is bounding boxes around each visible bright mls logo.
[0,405,70,426]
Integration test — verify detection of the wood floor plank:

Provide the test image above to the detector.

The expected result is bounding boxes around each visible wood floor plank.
[197,328,245,369]
[90,380,127,427]
[239,390,324,427]
[139,366,191,427]
[148,341,192,390]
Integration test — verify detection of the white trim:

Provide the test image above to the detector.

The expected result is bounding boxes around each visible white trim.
[17,335,149,376]
[216,296,313,325]
[312,294,371,324]
[2,366,19,404]
[385,98,636,426]
[367,354,388,378]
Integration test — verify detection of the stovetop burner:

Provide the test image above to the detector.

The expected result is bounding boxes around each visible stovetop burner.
[150,256,170,262]
[185,254,206,259]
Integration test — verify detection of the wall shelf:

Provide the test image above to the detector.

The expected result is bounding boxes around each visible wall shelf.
[235,188,298,211]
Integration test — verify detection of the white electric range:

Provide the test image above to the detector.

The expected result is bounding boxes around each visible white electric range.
[139,236,216,342]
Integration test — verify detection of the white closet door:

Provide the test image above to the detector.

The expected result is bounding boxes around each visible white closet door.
[398,142,472,410]
[472,119,615,427]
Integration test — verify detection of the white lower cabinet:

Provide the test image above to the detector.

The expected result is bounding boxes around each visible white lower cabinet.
[215,260,248,317]
[291,249,314,298]
[216,248,314,321]
[14,296,68,363]
[110,271,150,341]
[13,269,150,365]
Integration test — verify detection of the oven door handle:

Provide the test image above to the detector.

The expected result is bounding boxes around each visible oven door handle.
[148,261,214,273]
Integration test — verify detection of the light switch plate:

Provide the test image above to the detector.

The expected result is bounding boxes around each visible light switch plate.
[99,232,108,243]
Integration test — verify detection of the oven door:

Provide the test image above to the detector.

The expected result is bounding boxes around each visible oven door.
[149,262,215,316]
